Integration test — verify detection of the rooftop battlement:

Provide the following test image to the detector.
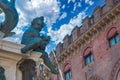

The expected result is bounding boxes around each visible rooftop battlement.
[49,0,120,61]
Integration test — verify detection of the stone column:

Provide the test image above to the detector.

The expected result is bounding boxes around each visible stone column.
[19,59,36,80]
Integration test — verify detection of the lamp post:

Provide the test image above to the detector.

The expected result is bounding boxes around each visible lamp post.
[52,50,64,80]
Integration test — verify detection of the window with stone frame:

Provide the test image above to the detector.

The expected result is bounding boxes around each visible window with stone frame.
[84,52,94,65]
[107,27,120,48]
[64,69,72,80]
[64,64,72,80]
[83,47,94,66]
[109,34,120,47]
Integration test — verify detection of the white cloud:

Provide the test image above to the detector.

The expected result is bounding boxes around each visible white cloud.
[68,0,76,4]
[48,24,73,44]
[15,0,60,27]
[62,4,65,9]
[3,27,24,44]
[78,2,82,7]
[73,2,82,11]
[71,0,76,3]
[73,3,77,11]
[48,9,87,44]
[70,11,86,26]
[59,12,67,20]
[68,0,71,4]
[85,0,94,5]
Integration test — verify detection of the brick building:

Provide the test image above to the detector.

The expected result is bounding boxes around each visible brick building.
[46,0,120,80]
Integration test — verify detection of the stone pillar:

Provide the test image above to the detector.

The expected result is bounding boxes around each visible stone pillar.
[0,40,42,80]
[19,59,36,80]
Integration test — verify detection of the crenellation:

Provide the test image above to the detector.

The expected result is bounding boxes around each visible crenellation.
[56,42,63,55]
[53,0,119,57]
[80,25,87,34]
[93,6,102,23]
[89,16,94,26]
[71,26,80,41]
[82,17,91,29]
[48,1,120,80]
[105,0,114,6]
[102,0,115,14]
[63,35,72,50]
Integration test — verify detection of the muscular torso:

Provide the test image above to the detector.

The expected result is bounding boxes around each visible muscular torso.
[21,27,40,45]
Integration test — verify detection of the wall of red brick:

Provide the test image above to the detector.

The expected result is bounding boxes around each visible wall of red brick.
[48,1,120,80]
[49,17,120,80]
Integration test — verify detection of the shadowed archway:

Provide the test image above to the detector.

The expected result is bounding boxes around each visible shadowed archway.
[19,59,36,80]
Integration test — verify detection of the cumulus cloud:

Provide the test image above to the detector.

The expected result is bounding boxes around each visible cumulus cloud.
[69,10,86,26]
[59,12,67,20]
[15,0,60,27]
[85,0,94,5]
[3,27,24,43]
[48,9,87,44]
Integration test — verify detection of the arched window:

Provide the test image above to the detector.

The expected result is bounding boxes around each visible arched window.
[83,47,94,65]
[64,63,72,80]
[107,27,120,47]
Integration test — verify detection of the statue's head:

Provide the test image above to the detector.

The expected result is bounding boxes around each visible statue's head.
[31,16,45,31]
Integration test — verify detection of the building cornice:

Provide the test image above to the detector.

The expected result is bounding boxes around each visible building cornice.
[57,3,120,64]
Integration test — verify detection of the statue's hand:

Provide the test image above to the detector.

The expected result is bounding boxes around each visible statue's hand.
[21,46,29,53]
[41,35,50,42]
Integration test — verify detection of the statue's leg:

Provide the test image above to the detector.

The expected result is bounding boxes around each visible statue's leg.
[21,38,41,53]
[34,49,59,74]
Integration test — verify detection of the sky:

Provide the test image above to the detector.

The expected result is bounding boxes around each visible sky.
[1,0,105,53]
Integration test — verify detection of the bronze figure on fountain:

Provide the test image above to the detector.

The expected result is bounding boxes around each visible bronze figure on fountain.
[21,16,59,74]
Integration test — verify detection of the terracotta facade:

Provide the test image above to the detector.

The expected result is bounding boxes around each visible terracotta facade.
[48,0,120,80]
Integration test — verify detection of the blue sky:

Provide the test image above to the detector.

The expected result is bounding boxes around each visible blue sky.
[1,0,105,53]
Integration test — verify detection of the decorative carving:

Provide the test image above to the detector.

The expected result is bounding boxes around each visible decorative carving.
[0,0,18,38]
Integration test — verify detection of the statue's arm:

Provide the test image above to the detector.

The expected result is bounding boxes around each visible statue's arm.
[21,38,43,53]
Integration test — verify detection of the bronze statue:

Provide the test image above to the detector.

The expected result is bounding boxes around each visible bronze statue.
[0,67,6,80]
[21,16,59,74]
[0,0,18,38]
